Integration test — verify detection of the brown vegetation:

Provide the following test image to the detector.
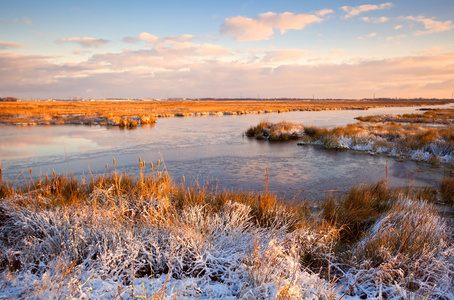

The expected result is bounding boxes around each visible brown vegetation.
[0,99,452,127]
[355,108,454,124]
[247,119,454,165]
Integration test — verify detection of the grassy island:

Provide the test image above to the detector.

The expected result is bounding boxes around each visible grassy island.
[246,111,454,167]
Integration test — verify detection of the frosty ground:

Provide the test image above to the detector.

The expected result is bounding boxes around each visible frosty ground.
[0,163,453,299]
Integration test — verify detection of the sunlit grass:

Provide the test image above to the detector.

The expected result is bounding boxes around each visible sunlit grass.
[246,118,454,165]
[355,108,454,124]
[1,99,452,128]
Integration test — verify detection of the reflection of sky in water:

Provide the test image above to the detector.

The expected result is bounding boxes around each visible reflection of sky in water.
[0,103,451,199]
[0,126,106,158]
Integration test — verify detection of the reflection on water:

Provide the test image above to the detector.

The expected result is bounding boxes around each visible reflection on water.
[0,103,451,200]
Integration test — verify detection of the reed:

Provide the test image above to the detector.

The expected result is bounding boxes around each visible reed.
[0,160,452,299]
[440,176,454,206]
[2,99,451,128]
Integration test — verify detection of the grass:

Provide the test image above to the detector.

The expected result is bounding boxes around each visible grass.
[440,176,454,206]
[1,99,452,128]
[245,120,303,141]
[0,160,452,299]
[246,119,454,165]
[355,108,454,124]
[322,180,393,242]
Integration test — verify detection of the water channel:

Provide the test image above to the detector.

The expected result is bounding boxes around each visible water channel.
[1,103,452,200]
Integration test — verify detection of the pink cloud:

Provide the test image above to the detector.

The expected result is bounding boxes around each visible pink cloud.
[59,37,108,48]
[405,16,453,35]
[139,32,159,43]
[220,11,324,41]
[330,49,346,55]
[0,41,26,50]
[341,2,393,19]
[361,16,389,23]
[1,49,454,100]
[263,49,313,62]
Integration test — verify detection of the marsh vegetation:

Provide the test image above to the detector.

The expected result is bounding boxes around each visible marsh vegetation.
[0,161,452,299]
[246,118,454,166]
[0,99,451,128]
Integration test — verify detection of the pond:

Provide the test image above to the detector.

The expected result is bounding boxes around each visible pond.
[1,103,452,200]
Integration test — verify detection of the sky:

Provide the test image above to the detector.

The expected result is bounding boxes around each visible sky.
[1,0,454,100]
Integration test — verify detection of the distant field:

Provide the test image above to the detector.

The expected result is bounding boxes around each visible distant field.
[0,99,452,127]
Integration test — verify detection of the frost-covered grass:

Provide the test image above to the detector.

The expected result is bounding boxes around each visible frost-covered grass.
[246,121,454,165]
[0,166,453,299]
[355,108,454,124]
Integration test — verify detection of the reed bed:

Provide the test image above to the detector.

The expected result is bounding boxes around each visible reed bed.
[355,108,454,124]
[246,119,454,166]
[1,99,451,128]
[0,160,452,299]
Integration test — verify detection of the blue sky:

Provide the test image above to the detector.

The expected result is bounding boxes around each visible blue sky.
[1,0,453,99]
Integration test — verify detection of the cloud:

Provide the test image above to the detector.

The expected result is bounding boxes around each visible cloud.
[361,16,389,23]
[199,43,231,56]
[220,11,324,41]
[2,47,453,100]
[123,36,141,43]
[315,9,334,17]
[262,49,313,62]
[73,48,93,55]
[358,32,377,40]
[341,2,393,19]
[164,34,195,42]
[31,30,55,38]
[139,32,159,43]
[1,16,32,25]
[405,15,453,35]
[394,25,402,30]
[0,41,26,50]
[386,34,406,41]
[20,17,32,25]
[59,37,109,48]
[330,49,346,55]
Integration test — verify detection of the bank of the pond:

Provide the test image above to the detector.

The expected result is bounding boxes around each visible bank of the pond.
[0,170,453,299]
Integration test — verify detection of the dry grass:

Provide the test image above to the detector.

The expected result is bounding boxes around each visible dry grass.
[322,180,393,242]
[248,119,454,165]
[0,161,452,298]
[1,99,451,127]
[245,120,303,141]
[440,176,454,206]
[355,108,454,124]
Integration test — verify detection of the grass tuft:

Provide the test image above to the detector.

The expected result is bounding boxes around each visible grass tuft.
[440,176,454,206]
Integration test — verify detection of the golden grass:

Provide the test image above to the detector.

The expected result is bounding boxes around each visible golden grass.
[0,99,452,127]
[355,108,454,124]
[245,120,303,141]
[322,180,393,242]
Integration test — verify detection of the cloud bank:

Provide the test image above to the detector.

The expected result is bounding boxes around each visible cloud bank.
[1,48,453,99]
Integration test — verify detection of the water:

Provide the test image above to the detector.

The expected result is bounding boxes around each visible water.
[1,103,452,200]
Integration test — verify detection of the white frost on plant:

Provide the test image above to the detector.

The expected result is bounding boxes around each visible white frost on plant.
[0,192,340,299]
